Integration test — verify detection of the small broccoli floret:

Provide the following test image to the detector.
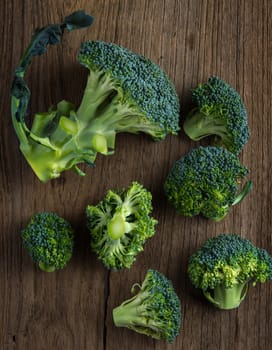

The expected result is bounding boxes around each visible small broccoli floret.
[188,233,272,310]
[11,13,180,182]
[113,269,181,343]
[22,212,74,272]
[86,182,157,270]
[183,76,249,155]
[164,146,252,221]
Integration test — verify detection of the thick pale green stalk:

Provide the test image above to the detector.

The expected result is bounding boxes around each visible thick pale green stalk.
[204,282,248,310]
[39,262,56,272]
[184,108,231,148]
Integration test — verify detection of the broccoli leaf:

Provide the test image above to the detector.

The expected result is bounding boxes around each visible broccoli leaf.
[11,10,93,124]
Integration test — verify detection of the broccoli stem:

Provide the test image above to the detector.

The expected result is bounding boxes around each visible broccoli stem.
[76,70,164,141]
[113,303,146,328]
[19,135,97,182]
[113,293,148,327]
[107,210,136,239]
[107,213,127,240]
[38,261,56,272]
[204,282,248,310]
[183,108,232,147]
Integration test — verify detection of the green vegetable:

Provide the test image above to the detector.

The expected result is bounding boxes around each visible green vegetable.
[11,12,180,182]
[22,212,74,272]
[113,269,181,342]
[183,76,249,155]
[188,233,272,309]
[164,146,252,221]
[86,182,157,270]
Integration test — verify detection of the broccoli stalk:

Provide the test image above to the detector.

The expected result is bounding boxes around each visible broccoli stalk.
[188,234,272,310]
[11,14,180,182]
[113,289,152,327]
[184,106,233,148]
[203,283,248,310]
[86,182,157,270]
[112,269,181,343]
[76,70,166,144]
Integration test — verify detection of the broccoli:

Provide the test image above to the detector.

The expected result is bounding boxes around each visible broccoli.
[21,212,74,272]
[11,12,180,182]
[164,146,252,221]
[86,182,157,270]
[188,233,272,310]
[112,269,181,342]
[183,76,249,155]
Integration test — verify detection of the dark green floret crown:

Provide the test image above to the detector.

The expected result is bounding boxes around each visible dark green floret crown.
[21,212,74,271]
[184,76,249,154]
[188,234,272,290]
[86,182,157,270]
[78,40,180,137]
[112,269,181,343]
[164,146,250,221]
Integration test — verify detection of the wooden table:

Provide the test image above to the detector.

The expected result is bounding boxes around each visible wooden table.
[1,1,271,349]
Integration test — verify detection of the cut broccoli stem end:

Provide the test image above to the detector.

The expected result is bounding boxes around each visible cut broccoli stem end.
[91,134,108,154]
[113,297,166,341]
[38,261,56,272]
[107,214,127,240]
[19,139,97,182]
[203,282,248,310]
[183,108,231,146]
[113,302,146,328]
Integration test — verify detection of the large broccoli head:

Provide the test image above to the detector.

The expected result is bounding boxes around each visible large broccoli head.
[183,76,249,155]
[188,233,272,309]
[164,146,252,221]
[86,182,157,270]
[77,40,180,140]
[11,13,180,182]
[112,269,181,343]
[22,212,74,272]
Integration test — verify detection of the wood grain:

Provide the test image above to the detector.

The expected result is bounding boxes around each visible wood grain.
[1,0,272,349]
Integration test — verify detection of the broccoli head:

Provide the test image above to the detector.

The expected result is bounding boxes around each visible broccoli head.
[183,76,249,155]
[86,182,157,270]
[188,233,272,309]
[112,269,181,343]
[11,12,180,182]
[22,212,74,272]
[164,146,252,221]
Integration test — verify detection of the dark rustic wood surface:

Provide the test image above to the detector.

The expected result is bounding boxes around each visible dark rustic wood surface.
[1,0,271,349]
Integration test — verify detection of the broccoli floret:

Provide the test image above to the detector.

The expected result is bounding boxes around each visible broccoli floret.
[86,182,157,270]
[183,76,249,155]
[188,233,272,310]
[21,212,74,272]
[11,13,180,182]
[164,146,252,221]
[112,269,181,342]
